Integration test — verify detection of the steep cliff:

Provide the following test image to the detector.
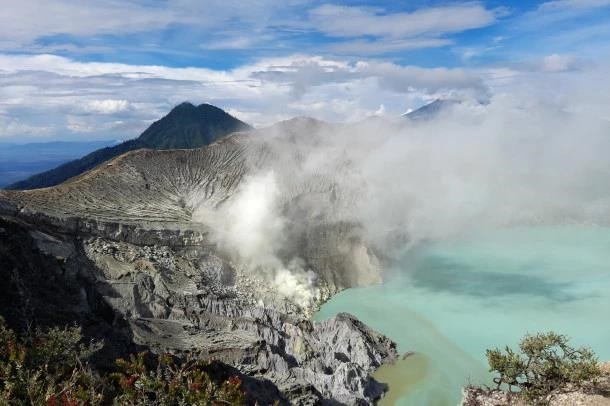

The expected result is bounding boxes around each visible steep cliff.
[0,117,396,404]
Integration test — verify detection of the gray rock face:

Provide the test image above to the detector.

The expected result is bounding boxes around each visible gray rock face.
[0,120,397,404]
[0,215,396,404]
[84,234,396,405]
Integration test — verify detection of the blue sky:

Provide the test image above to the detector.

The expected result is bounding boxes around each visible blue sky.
[1,0,610,142]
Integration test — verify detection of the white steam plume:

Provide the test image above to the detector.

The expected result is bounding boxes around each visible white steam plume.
[193,171,320,308]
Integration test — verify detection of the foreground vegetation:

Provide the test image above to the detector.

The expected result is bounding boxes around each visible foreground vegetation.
[3,317,604,406]
[466,331,603,405]
[0,317,246,405]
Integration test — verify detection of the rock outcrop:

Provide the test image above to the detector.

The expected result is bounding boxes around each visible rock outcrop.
[0,118,396,404]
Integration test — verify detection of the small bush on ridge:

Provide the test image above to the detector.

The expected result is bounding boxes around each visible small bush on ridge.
[486,331,601,404]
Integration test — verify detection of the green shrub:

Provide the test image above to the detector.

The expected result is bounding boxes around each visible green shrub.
[0,317,247,405]
[0,317,103,405]
[486,331,601,404]
[111,352,246,405]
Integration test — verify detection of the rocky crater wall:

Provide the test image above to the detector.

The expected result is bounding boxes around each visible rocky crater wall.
[0,123,396,404]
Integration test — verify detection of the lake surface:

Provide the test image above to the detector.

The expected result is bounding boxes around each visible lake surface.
[315,225,610,405]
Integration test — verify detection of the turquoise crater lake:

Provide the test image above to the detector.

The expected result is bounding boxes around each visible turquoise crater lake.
[315,225,610,405]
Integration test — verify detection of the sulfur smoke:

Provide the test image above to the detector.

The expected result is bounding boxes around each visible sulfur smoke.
[193,68,610,307]
[193,170,321,308]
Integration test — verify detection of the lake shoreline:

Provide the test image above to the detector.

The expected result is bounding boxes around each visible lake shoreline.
[315,225,610,405]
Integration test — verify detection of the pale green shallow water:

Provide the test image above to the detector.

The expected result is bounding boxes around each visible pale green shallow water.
[315,226,610,405]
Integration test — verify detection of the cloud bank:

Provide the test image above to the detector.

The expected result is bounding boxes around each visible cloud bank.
[2,50,608,142]
[0,53,491,141]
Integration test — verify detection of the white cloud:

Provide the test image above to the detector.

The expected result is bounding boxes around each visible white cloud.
[0,54,231,82]
[67,115,96,133]
[356,61,488,97]
[0,0,309,50]
[0,0,172,48]
[520,0,610,30]
[309,3,498,38]
[253,57,488,100]
[326,38,453,55]
[2,52,608,143]
[200,37,256,50]
[304,3,500,55]
[0,115,53,139]
[541,54,580,72]
[539,0,610,11]
[0,52,493,141]
[85,99,130,114]
[0,54,494,139]
[0,1,505,61]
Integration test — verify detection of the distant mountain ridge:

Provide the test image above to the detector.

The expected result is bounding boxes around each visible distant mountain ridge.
[0,140,117,188]
[7,103,252,190]
[404,99,460,121]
